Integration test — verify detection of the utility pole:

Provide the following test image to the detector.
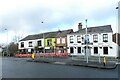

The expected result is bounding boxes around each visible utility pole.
[43,33,45,53]
[116,7,118,45]
[5,28,9,56]
[85,19,88,63]
[116,3,119,61]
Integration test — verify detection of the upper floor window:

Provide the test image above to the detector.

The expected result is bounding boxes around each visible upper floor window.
[21,42,24,48]
[62,38,65,44]
[77,36,81,43]
[93,34,98,42]
[29,42,33,47]
[47,39,52,46]
[57,38,60,44]
[103,34,108,42]
[37,40,42,46]
[70,36,74,43]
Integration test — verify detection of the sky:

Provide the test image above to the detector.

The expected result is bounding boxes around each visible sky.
[0,0,120,44]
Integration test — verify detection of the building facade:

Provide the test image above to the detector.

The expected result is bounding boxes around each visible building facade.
[18,29,73,53]
[18,34,44,53]
[55,29,73,53]
[113,33,120,57]
[67,23,118,57]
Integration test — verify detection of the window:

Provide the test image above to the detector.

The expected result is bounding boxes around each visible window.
[47,39,52,46]
[82,36,84,42]
[103,47,108,54]
[94,47,98,54]
[57,38,60,44]
[77,36,81,43]
[70,47,74,53]
[78,47,81,53]
[93,34,98,42]
[103,34,108,42]
[37,40,42,46]
[21,42,24,48]
[29,42,33,47]
[62,38,65,44]
[70,36,74,43]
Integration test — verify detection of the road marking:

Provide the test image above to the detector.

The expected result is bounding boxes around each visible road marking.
[54,62,66,65]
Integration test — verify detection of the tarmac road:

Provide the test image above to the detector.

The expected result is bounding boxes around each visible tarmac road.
[2,57,119,78]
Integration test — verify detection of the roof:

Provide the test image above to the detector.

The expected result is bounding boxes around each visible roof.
[70,25,113,35]
[20,29,73,41]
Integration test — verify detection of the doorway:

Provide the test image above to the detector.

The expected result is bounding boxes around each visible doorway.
[103,47,108,55]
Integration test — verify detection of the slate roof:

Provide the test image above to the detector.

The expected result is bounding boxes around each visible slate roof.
[20,29,73,41]
[69,25,113,35]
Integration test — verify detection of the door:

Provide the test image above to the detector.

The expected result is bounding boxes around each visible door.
[70,47,74,54]
[103,47,108,55]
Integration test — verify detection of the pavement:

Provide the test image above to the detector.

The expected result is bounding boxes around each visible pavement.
[27,56,118,69]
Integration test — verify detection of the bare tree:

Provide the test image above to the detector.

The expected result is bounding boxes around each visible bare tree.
[8,42,18,56]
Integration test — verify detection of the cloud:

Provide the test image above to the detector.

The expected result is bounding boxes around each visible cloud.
[0,0,119,44]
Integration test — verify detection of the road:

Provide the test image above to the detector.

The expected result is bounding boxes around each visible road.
[1,57,119,78]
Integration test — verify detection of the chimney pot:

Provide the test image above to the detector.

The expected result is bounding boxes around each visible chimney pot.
[78,23,82,30]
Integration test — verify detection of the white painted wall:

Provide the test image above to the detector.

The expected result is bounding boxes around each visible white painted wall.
[18,39,44,50]
[67,32,118,57]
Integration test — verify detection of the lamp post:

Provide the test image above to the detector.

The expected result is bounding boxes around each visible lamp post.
[85,19,88,63]
[41,21,45,59]
[40,21,45,54]
[116,4,119,60]
[43,33,45,53]
[116,6,118,46]
[4,28,9,56]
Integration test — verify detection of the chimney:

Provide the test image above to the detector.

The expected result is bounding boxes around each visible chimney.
[78,23,82,30]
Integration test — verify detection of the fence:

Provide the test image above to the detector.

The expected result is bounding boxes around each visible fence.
[70,55,118,63]
[15,53,118,63]
[15,53,71,58]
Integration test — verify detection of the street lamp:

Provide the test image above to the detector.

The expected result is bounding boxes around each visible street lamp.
[116,6,118,46]
[41,21,45,53]
[116,4,119,60]
[85,19,88,63]
[43,33,45,53]
[4,28,9,56]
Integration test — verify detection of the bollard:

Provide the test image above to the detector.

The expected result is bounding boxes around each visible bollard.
[32,53,35,61]
[103,56,106,66]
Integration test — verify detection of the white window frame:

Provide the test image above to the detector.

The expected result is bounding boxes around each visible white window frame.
[70,36,74,43]
[77,35,81,43]
[103,34,108,42]
[93,34,98,42]
[57,38,60,44]
[29,41,33,47]
[21,42,24,48]
[62,38,65,44]
[37,40,42,46]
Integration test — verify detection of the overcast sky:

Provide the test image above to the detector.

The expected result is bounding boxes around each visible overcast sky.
[0,0,119,44]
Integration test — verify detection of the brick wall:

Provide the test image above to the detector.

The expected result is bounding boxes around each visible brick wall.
[113,33,120,46]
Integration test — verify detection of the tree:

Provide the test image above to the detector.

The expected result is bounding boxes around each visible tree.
[8,42,18,56]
